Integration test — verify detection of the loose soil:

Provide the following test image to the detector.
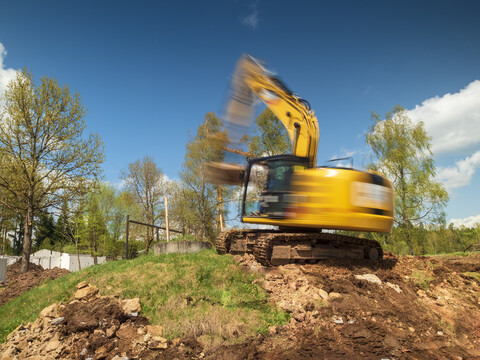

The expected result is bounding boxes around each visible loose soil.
[1,253,480,359]
[0,260,70,306]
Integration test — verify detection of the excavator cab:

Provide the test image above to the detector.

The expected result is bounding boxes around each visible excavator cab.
[242,155,309,219]
[241,154,394,234]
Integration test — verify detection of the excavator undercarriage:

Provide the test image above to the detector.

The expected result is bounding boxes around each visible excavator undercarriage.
[216,229,383,266]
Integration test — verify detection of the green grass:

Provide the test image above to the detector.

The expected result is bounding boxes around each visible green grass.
[0,249,288,343]
[426,251,474,257]
[438,319,457,335]
[410,270,435,290]
[464,272,480,282]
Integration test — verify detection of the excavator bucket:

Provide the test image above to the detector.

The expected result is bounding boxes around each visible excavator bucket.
[203,162,245,185]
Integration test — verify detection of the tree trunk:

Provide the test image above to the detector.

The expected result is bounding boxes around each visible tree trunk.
[76,239,82,271]
[21,204,34,273]
[404,223,414,255]
[2,227,6,256]
[92,229,98,265]
[145,228,152,254]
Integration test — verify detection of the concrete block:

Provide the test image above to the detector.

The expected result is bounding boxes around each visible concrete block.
[0,257,7,282]
[153,241,212,256]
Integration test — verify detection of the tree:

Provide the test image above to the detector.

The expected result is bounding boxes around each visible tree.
[55,199,72,247]
[59,197,87,270]
[164,180,194,237]
[87,183,129,257]
[33,209,56,250]
[10,215,24,256]
[121,156,165,253]
[0,70,104,272]
[0,197,17,255]
[181,113,226,241]
[247,108,291,157]
[82,192,106,264]
[97,183,128,246]
[366,105,449,254]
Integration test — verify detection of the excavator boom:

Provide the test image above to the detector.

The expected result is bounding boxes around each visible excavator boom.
[224,55,319,167]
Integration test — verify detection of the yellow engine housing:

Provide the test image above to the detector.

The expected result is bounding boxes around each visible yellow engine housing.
[243,167,394,233]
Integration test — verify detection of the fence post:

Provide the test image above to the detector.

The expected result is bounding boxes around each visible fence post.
[165,197,170,242]
[125,214,129,259]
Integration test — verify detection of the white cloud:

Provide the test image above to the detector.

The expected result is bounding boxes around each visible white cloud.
[0,43,18,104]
[448,214,480,228]
[242,2,259,30]
[435,151,480,190]
[407,80,480,155]
[406,80,480,195]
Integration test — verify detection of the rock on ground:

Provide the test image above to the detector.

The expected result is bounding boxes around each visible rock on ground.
[0,283,197,360]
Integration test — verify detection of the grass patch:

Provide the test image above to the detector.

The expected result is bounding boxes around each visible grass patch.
[427,251,473,257]
[410,270,435,290]
[0,249,288,344]
[317,299,328,308]
[438,319,456,335]
[463,272,480,282]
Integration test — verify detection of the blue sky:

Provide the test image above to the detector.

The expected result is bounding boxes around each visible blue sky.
[1,0,479,226]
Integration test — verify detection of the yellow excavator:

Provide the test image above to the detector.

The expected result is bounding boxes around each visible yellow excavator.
[207,55,394,265]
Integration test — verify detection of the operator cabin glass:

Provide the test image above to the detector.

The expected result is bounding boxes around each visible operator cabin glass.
[244,158,304,218]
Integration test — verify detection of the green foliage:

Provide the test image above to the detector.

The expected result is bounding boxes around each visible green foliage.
[67,183,139,260]
[410,270,434,290]
[33,210,59,251]
[82,193,107,261]
[9,215,23,256]
[161,180,196,239]
[16,183,137,260]
[180,113,225,241]
[54,200,73,248]
[366,105,449,254]
[247,108,291,157]
[0,69,104,271]
[464,272,480,282]
[121,156,166,253]
[0,250,289,344]
[343,222,480,256]
[0,204,19,255]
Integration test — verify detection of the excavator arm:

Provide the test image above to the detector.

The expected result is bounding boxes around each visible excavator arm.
[224,55,319,168]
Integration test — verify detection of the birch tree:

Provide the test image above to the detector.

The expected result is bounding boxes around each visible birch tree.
[366,105,448,253]
[121,156,165,253]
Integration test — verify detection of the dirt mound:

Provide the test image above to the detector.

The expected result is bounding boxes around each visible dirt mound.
[0,260,70,306]
[1,253,480,359]
[233,253,480,359]
[0,282,204,359]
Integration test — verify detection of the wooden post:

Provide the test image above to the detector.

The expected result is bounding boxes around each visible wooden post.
[165,197,170,242]
[125,214,129,259]
[216,186,224,231]
[2,227,6,256]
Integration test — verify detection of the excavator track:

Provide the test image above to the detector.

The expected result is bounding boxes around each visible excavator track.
[215,229,234,255]
[216,229,279,256]
[217,230,383,266]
